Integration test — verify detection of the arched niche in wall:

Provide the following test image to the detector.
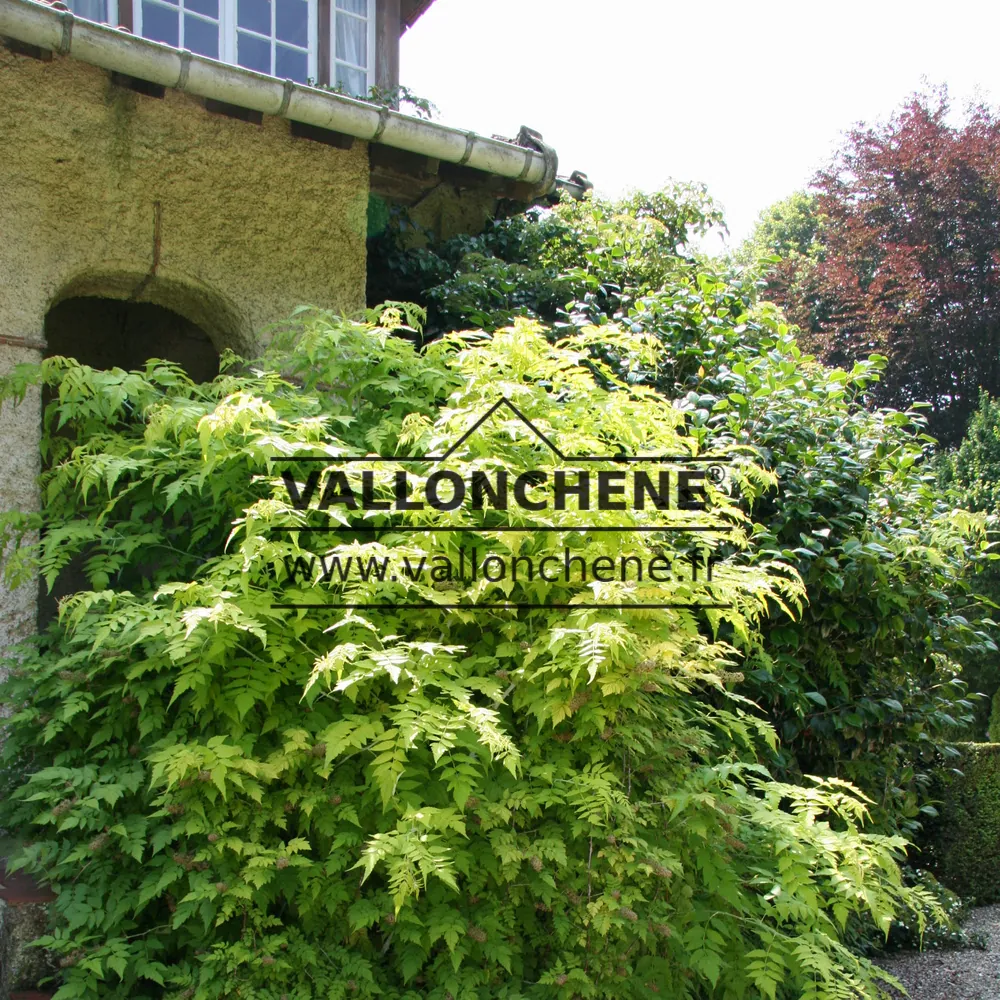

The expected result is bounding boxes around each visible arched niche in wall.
[36,267,253,629]
[45,265,254,370]
[45,298,221,382]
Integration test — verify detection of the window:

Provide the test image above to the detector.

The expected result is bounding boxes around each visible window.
[234,0,314,82]
[333,0,372,96]
[67,0,120,22]
[65,0,374,92]
[137,0,223,61]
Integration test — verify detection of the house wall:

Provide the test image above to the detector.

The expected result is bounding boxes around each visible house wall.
[375,0,401,91]
[0,44,371,655]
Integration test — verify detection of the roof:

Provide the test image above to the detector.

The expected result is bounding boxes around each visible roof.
[0,0,557,198]
[400,0,436,33]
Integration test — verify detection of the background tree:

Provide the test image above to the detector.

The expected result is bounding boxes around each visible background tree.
[735,191,824,272]
[735,192,826,335]
[759,89,1000,446]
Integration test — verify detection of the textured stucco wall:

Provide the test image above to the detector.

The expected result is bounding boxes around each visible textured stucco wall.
[405,184,501,242]
[0,897,60,993]
[0,44,371,653]
[0,345,41,665]
[0,45,370,350]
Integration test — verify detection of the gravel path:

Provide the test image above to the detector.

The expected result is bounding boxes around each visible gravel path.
[876,905,1000,999]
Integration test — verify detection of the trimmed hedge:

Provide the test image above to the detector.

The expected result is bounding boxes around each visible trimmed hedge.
[922,743,1000,902]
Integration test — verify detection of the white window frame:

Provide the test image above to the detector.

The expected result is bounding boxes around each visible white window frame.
[226,0,318,83]
[331,1,375,95]
[131,0,321,83]
[80,0,380,89]
[135,0,232,64]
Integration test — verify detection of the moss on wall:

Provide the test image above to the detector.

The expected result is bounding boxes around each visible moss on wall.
[922,742,1000,902]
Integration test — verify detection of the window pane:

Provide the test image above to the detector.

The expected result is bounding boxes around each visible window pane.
[142,2,180,46]
[186,0,217,17]
[334,63,366,96]
[336,0,366,14]
[237,0,270,36]
[275,0,307,47]
[68,0,107,21]
[335,14,366,67]
[184,13,218,56]
[237,30,271,73]
[275,43,307,82]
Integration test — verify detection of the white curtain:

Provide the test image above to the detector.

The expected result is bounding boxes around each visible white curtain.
[335,1,366,68]
[335,63,366,96]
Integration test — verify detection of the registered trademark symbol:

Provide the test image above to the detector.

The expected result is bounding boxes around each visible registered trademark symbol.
[707,464,727,486]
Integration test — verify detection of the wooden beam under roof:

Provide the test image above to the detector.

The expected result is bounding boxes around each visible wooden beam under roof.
[400,0,436,32]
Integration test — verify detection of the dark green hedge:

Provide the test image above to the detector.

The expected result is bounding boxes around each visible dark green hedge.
[922,743,1000,901]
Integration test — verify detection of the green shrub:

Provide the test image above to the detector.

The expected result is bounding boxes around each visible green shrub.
[939,391,1000,516]
[846,868,983,957]
[989,692,1000,742]
[369,191,996,836]
[921,742,1000,902]
[706,342,992,836]
[0,312,943,999]
[938,390,1000,735]
[365,183,724,338]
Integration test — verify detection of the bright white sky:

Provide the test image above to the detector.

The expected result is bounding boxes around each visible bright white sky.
[401,0,1000,251]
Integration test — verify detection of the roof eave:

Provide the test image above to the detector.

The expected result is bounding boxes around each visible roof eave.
[0,0,558,197]
[400,0,436,34]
